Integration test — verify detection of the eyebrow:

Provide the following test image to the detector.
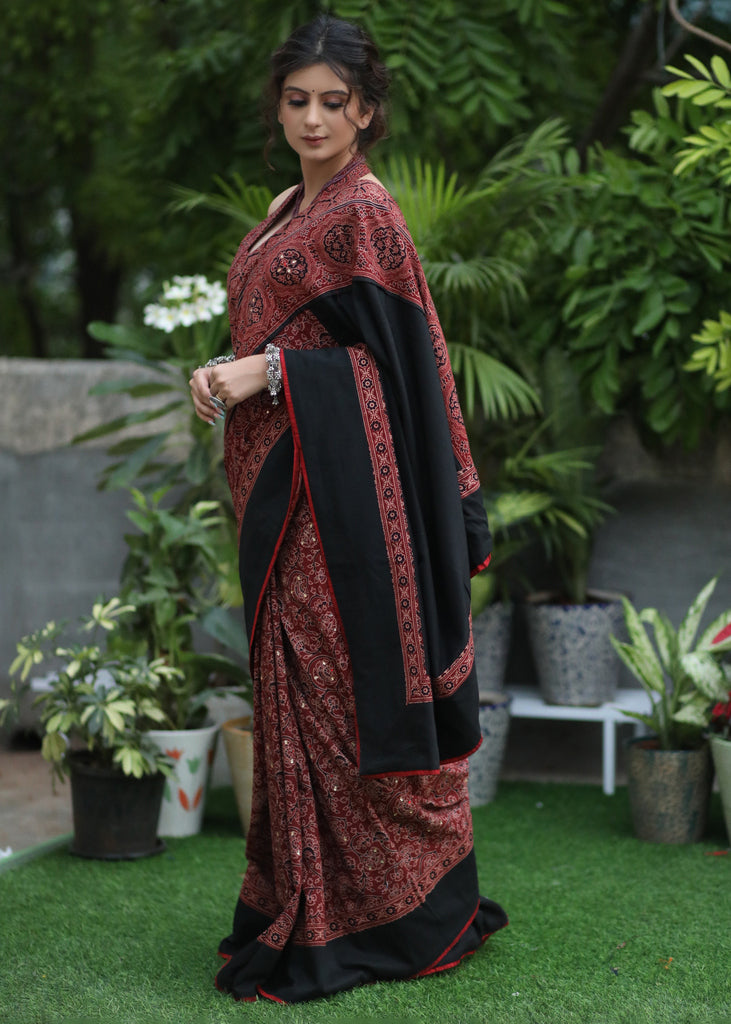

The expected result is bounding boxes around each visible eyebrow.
[283,86,349,97]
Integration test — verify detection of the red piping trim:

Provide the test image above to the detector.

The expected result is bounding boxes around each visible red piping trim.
[420,900,479,974]
[362,767,440,779]
[256,985,287,1004]
[280,354,363,767]
[440,735,482,765]
[248,440,303,660]
[470,552,492,579]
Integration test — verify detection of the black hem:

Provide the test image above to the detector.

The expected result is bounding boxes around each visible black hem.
[215,850,507,1004]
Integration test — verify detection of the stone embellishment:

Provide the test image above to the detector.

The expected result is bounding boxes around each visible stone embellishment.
[323,224,355,264]
[371,226,406,269]
[246,288,264,325]
[270,248,308,285]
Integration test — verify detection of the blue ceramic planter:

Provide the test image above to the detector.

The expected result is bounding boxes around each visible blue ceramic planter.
[525,590,624,706]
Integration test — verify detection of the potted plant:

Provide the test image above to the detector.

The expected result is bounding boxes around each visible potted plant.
[610,577,731,844]
[116,486,251,836]
[519,348,623,706]
[0,599,175,859]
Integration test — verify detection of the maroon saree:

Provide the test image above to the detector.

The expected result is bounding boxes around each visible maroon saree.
[217,155,507,1003]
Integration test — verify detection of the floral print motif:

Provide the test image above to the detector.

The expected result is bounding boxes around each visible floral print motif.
[270,249,308,285]
[370,225,406,269]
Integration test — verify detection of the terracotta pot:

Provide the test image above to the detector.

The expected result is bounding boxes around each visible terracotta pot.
[147,722,220,837]
[626,737,712,844]
[710,734,731,845]
[524,590,624,706]
[472,602,513,691]
[468,691,512,807]
[204,688,252,788]
[69,754,164,860]
[221,716,254,836]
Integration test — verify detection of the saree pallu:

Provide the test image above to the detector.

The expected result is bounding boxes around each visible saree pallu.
[217,156,507,1003]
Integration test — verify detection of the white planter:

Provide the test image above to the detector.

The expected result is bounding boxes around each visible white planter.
[468,691,512,807]
[147,723,220,837]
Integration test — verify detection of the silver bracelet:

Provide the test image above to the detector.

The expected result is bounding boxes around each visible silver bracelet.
[203,354,234,368]
[264,344,282,404]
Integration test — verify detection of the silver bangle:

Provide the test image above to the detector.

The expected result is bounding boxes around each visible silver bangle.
[264,344,282,404]
[203,354,234,368]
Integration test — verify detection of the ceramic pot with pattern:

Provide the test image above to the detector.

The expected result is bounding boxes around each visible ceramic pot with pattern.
[147,722,220,837]
[472,602,513,692]
[625,737,713,844]
[524,590,625,706]
[468,691,512,807]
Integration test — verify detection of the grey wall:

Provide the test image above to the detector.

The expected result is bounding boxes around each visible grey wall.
[591,415,731,624]
[0,358,186,707]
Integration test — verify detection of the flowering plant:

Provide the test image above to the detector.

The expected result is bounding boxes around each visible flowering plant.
[710,692,731,741]
[143,274,226,334]
[79,271,236,551]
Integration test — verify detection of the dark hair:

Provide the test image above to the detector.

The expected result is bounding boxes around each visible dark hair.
[263,15,389,162]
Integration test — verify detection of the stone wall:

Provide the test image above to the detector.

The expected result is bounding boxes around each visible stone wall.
[0,358,186,705]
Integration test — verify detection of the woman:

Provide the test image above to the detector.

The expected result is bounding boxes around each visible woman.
[189,14,507,1005]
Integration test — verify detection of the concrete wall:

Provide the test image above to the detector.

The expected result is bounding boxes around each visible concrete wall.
[2,358,731,709]
[0,358,186,705]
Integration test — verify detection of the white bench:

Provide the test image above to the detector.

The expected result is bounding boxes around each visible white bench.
[506,686,650,795]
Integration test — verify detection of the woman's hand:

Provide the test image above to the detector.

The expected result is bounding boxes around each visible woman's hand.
[189,354,268,423]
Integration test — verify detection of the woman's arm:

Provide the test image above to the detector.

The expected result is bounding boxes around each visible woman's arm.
[189,354,267,423]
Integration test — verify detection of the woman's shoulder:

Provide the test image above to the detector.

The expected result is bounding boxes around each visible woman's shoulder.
[267,184,300,218]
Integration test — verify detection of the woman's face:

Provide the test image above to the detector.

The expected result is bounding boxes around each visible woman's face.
[278,63,372,171]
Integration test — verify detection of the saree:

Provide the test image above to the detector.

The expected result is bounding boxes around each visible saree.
[217,154,507,1004]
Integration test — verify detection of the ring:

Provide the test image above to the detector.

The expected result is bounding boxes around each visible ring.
[209,395,227,412]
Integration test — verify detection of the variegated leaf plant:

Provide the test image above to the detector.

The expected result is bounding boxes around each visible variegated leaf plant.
[610,577,731,750]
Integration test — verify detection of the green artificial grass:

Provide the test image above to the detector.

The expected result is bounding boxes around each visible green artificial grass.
[0,782,729,1024]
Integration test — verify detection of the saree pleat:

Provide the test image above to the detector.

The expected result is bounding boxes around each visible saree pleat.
[216,493,506,1002]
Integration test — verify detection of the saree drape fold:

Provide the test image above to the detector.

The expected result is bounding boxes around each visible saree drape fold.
[218,155,507,1003]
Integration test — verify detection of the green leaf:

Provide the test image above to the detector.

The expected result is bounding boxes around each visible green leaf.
[711,55,731,90]
[679,653,727,700]
[685,54,713,81]
[672,701,709,728]
[677,577,717,655]
[88,380,177,398]
[104,433,170,490]
[72,402,182,444]
[610,637,664,695]
[643,610,676,672]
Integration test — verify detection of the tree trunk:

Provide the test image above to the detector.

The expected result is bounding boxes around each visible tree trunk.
[4,193,47,358]
[71,210,122,360]
[579,4,659,154]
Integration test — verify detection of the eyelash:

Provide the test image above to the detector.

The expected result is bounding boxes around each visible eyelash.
[287,99,345,110]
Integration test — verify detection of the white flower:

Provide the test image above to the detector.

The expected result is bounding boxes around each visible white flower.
[193,298,213,322]
[145,274,227,332]
[154,306,180,333]
[178,303,197,327]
